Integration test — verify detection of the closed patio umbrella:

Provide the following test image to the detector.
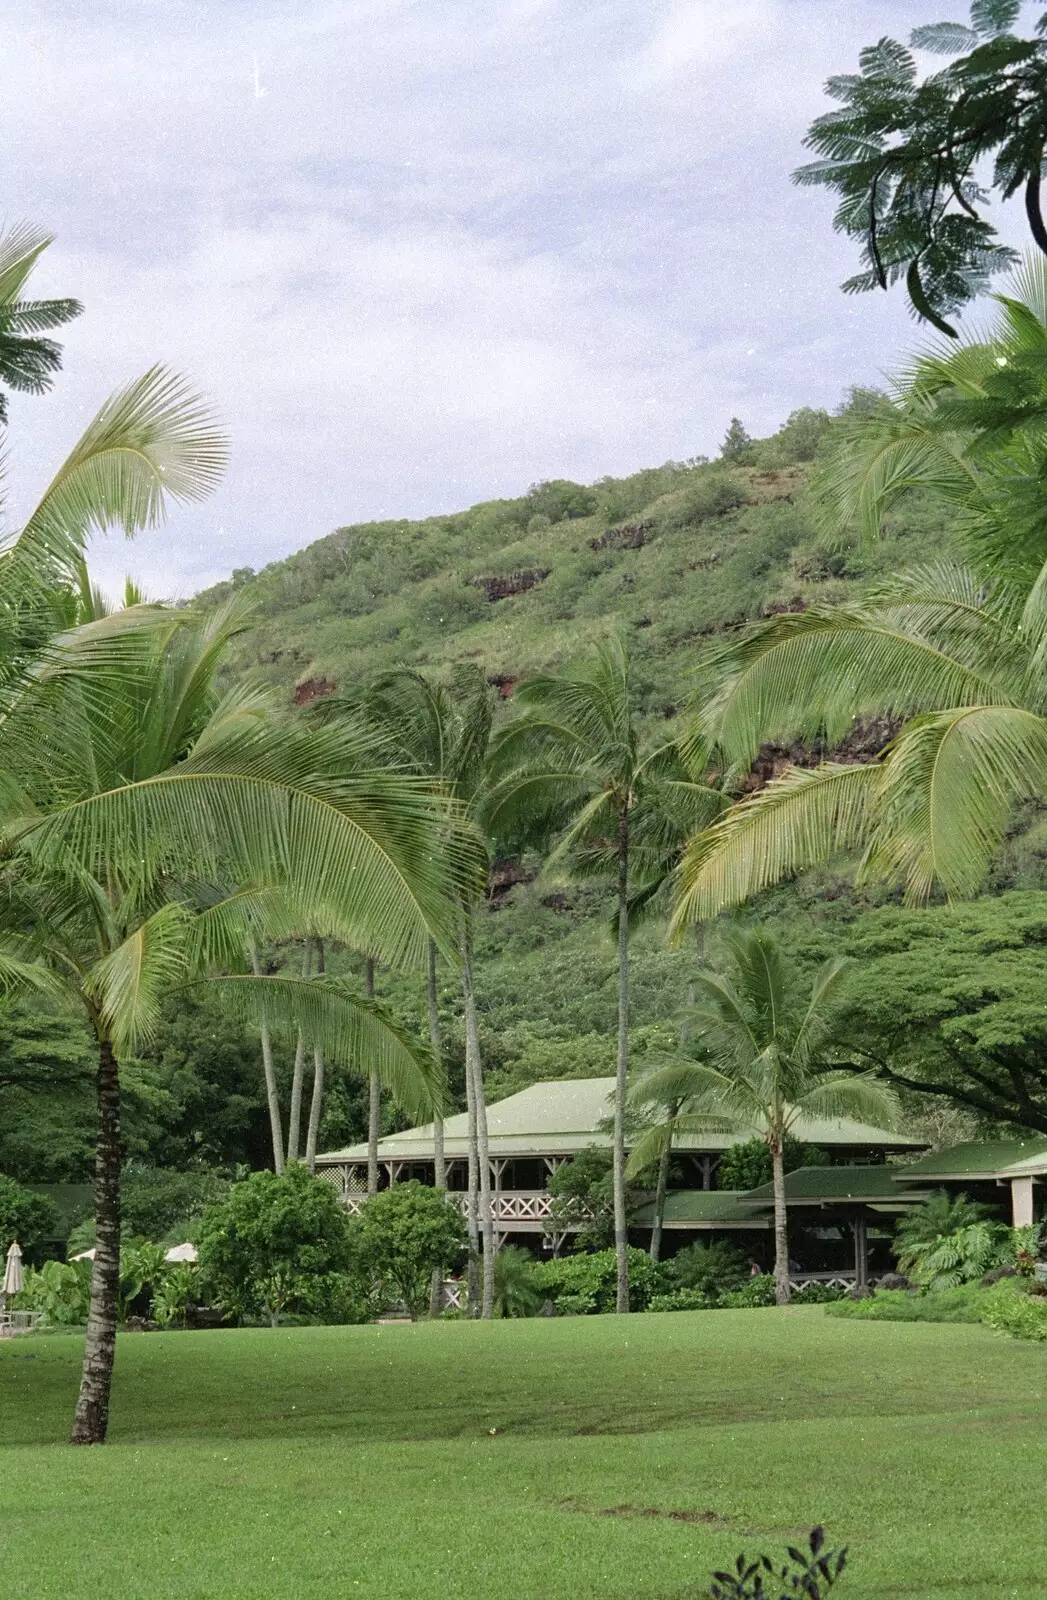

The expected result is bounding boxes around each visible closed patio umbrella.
[0,1239,23,1317]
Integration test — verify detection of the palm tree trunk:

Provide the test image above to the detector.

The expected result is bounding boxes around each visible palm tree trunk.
[650,1133,672,1265]
[614,803,630,1314]
[71,1036,121,1445]
[427,937,446,1316]
[287,939,313,1163]
[464,1014,480,1316]
[305,939,326,1171]
[250,943,284,1173]
[771,1138,791,1306]
[364,957,380,1197]
[463,921,495,1319]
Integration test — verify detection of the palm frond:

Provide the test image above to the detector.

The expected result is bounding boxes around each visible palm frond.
[670,762,880,931]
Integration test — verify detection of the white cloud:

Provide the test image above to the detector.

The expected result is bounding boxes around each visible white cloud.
[4,1,945,596]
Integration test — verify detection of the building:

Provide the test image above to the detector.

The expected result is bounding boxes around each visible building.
[317,1075,926,1280]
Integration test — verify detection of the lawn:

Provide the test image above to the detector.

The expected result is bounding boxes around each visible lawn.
[3,1309,1047,1598]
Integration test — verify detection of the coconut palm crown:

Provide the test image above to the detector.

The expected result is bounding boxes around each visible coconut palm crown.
[631,928,897,1303]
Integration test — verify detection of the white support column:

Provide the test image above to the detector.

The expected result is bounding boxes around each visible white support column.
[1012,1176,1035,1228]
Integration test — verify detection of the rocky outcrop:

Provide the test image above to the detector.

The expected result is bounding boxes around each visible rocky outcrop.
[470,569,549,602]
[589,521,648,553]
[293,676,337,707]
[743,713,902,793]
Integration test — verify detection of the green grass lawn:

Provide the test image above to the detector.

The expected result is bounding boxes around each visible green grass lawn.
[3,1308,1047,1598]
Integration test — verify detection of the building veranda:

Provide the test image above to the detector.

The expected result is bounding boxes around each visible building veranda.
[318,1076,940,1291]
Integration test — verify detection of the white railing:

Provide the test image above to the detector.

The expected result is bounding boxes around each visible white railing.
[787,1272,857,1292]
[447,1191,552,1223]
[336,1188,554,1223]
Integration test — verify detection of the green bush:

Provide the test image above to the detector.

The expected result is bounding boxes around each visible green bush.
[719,1273,777,1308]
[0,1174,60,1261]
[350,1181,468,1320]
[983,1288,1047,1341]
[120,1165,229,1243]
[647,1287,716,1313]
[15,1259,91,1325]
[532,1247,662,1313]
[492,1245,543,1318]
[663,1240,747,1296]
[198,1164,353,1327]
[790,1281,849,1305]
[827,1281,1024,1324]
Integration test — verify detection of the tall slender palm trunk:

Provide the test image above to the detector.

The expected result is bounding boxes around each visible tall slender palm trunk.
[462,921,495,1318]
[427,938,447,1316]
[771,1136,791,1306]
[649,1113,676,1265]
[71,1037,121,1445]
[613,804,630,1313]
[364,957,380,1197]
[464,1015,480,1315]
[286,939,313,1162]
[250,943,284,1173]
[304,939,326,1171]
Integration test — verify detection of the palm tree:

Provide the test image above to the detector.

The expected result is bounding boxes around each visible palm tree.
[0,601,462,1444]
[316,666,497,1314]
[486,636,725,1312]
[672,260,1047,932]
[0,224,82,425]
[631,928,897,1304]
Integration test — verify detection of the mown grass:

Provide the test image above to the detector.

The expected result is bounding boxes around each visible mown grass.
[3,1309,1047,1598]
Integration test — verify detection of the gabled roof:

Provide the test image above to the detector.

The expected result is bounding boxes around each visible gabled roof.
[633,1190,768,1227]
[738,1164,933,1207]
[893,1139,1047,1183]
[318,1075,923,1165]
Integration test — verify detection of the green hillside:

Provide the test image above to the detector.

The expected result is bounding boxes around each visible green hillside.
[191,399,974,1144]
[203,401,953,720]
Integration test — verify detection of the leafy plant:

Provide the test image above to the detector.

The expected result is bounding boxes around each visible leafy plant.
[15,1259,92,1325]
[350,1181,468,1320]
[647,1286,716,1312]
[151,1263,200,1329]
[198,1165,353,1327]
[532,1247,662,1314]
[492,1244,543,1318]
[663,1240,748,1296]
[720,1274,777,1309]
[707,1525,847,1599]
[717,1138,828,1193]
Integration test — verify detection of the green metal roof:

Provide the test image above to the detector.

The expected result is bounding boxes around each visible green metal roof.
[633,1190,769,1226]
[318,1076,921,1165]
[893,1140,1047,1182]
[739,1164,932,1207]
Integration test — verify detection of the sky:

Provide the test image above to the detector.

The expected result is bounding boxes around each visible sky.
[4,0,1017,597]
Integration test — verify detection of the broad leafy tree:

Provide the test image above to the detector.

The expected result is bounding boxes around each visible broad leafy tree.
[633,929,896,1304]
[487,636,724,1312]
[799,0,1047,333]
[350,1179,467,1320]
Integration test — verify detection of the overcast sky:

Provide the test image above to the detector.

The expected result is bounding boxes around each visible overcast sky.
[4,1,1014,597]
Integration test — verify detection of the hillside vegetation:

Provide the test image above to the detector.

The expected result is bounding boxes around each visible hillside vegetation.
[204,399,953,721]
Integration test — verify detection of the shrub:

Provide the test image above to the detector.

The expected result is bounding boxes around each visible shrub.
[719,1273,777,1308]
[647,1287,716,1313]
[198,1164,353,1327]
[151,1263,200,1329]
[827,1281,1024,1324]
[15,1259,92,1325]
[663,1241,747,1297]
[120,1165,229,1243]
[0,1174,60,1261]
[350,1181,468,1320]
[532,1247,662,1313]
[492,1245,543,1318]
[982,1287,1047,1342]
[790,1281,848,1305]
